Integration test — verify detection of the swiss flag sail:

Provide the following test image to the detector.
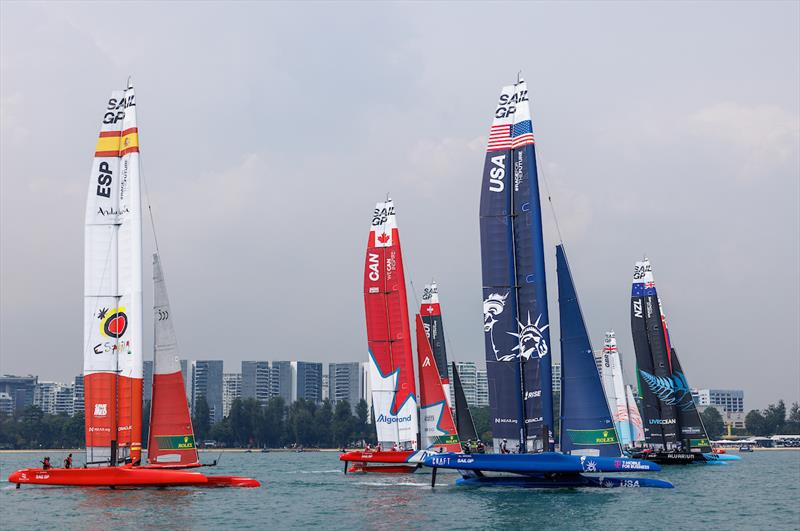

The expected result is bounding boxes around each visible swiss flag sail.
[84,83,143,466]
[147,254,199,467]
[363,199,418,447]
[416,315,461,451]
[420,282,451,407]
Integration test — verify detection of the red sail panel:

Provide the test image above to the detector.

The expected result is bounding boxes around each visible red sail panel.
[84,373,142,462]
[416,315,461,452]
[147,372,199,467]
[363,200,418,445]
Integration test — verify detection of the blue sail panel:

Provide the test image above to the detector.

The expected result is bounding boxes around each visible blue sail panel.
[557,245,621,457]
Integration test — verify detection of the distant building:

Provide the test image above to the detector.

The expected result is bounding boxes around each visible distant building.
[180,359,191,405]
[143,360,154,403]
[34,381,74,416]
[322,374,329,401]
[222,373,242,418]
[270,361,293,403]
[693,388,745,429]
[0,375,37,413]
[360,361,372,421]
[73,375,84,416]
[448,362,488,408]
[551,362,562,393]
[241,361,271,405]
[0,392,13,415]
[329,362,361,410]
[293,361,322,403]
[192,360,224,424]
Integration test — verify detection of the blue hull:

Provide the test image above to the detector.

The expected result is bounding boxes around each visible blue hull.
[455,474,673,489]
[700,452,742,464]
[424,452,661,473]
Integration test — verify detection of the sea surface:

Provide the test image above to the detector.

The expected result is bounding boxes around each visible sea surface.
[1,450,798,530]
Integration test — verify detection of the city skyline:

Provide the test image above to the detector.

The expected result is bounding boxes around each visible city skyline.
[1,2,798,411]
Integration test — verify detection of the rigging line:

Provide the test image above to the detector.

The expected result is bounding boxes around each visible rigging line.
[530,105,565,246]
[136,95,161,257]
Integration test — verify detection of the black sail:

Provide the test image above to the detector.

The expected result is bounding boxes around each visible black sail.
[671,350,712,452]
[452,362,479,442]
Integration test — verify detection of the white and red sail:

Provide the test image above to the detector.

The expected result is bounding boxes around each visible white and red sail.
[416,314,461,451]
[363,199,418,448]
[420,282,451,407]
[626,384,646,443]
[600,331,632,446]
[84,83,143,465]
[147,253,199,467]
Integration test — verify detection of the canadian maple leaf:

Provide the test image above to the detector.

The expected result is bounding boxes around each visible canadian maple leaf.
[377,232,390,244]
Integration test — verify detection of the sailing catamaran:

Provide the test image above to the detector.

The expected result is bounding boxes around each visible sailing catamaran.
[600,331,633,448]
[8,81,258,488]
[423,78,671,488]
[340,200,460,473]
[629,258,739,465]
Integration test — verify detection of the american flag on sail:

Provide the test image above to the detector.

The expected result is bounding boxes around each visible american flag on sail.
[486,120,535,152]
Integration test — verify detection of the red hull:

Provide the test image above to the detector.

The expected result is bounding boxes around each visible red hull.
[340,450,418,473]
[7,466,260,488]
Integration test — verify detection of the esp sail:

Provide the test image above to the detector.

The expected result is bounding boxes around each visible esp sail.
[600,331,633,446]
[479,80,553,452]
[84,83,143,466]
[147,253,199,467]
[416,315,461,451]
[420,282,451,406]
[556,245,620,457]
[363,199,418,448]
[451,362,479,442]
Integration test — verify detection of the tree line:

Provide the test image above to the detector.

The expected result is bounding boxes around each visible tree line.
[744,400,800,436]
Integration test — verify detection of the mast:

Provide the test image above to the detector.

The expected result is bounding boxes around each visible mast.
[363,199,418,448]
[556,245,620,457]
[479,79,552,453]
[84,83,143,466]
[420,282,451,407]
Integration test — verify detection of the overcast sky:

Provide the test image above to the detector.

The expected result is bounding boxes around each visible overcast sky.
[1,1,798,409]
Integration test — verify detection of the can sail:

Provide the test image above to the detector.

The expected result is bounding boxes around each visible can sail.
[451,362,479,442]
[416,315,461,451]
[84,83,143,466]
[479,81,553,452]
[420,282,451,407]
[147,253,199,467]
[363,199,418,448]
[600,331,633,447]
[556,245,620,457]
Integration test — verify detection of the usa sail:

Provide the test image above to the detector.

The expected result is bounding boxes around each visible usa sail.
[416,315,461,451]
[480,80,553,452]
[600,331,632,447]
[84,83,143,466]
[363,199,418,448]
[452,362,479,442]
[147,253,199,467]
[556,245,620,457]
[420,282,451,407]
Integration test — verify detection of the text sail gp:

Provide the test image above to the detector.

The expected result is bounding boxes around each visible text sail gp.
[480,80,553,453]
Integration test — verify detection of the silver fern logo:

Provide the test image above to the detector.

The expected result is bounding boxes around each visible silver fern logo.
[639,370,694,410]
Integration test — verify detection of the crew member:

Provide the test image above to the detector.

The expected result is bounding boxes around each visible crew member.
[64,453,73,469]
[500,439,510,454]
[41,456,51,470]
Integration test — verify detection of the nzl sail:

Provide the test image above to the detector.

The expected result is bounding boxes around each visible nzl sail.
[363,199,418,448]
[556,245,620,457]
[147,254,199,467]
[600,331,633,447]
[420,282,451,406]
[480,80,553,452]
[84,83,143,466]
[630,259,678,449]
[416,314,461,451]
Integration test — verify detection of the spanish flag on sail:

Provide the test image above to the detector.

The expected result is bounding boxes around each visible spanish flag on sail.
[95,127,139,157]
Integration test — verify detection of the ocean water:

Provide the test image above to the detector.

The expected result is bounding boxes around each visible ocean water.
[1,450,798,530]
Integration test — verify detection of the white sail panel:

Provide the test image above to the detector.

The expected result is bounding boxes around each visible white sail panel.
[153,254,180,376]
